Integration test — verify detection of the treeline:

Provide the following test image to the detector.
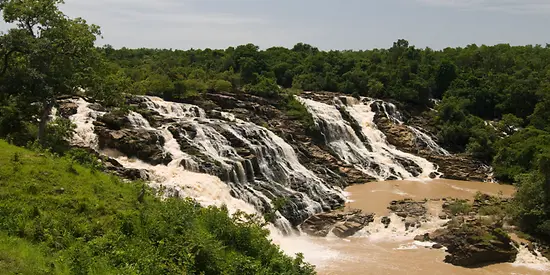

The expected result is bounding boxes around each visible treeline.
[100,41,550,240]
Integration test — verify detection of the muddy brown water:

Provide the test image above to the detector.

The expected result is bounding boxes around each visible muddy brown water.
[308,179,550,275]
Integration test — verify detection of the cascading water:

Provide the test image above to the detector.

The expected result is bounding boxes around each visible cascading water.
[368,99,450,156]
[68,96,344,231]
[297,96,439,180]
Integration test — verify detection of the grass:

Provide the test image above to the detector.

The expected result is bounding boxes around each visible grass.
[0,140,315,275]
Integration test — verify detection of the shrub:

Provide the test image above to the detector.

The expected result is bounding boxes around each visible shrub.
[0,140,315,274]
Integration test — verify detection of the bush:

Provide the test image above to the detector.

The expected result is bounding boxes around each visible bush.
[283,95,315,132]
[210,79,233,93]
[0,140,315,274]
[448,200,472,215]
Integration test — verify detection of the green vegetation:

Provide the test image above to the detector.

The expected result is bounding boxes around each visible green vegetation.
[0,140,315,274]
[447,200,472,216]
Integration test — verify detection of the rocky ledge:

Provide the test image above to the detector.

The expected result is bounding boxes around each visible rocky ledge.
[301,209,375,238]
[374,113,492,182]
[416,219,517,267]
[416,194,519,267]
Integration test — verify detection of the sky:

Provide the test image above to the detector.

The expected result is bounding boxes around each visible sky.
[3,0,550,50]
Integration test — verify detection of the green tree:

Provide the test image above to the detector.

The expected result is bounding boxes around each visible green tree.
[0,0,102,144]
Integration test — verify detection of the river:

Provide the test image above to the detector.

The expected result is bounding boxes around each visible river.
[285,179,550,275]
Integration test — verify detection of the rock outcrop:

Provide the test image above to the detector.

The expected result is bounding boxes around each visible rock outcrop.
[415,219,518,267]
[373,114,492,182]
[301,209,375,238]
[95,126,172,165]
[415,194,519,267]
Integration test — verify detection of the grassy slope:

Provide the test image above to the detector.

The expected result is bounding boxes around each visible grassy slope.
[0,140,314,275]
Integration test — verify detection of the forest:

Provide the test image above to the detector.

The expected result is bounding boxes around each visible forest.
[1,0,550,271]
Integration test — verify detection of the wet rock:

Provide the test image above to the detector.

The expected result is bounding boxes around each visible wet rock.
[381,216,391,228]
[58,101,79,117]
[414,233,430,242]
[388,199,427,218]
[404,217,420,231]
[301,209,374,238]
[420,218,518,267]
[97,127,171,165]
[432,243,444,249]
[97,112,133,130]
[372,110,493,182]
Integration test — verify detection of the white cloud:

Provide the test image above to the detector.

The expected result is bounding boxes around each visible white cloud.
[417,0,550,13]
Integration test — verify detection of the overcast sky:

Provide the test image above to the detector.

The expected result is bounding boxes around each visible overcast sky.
[4,0,550,50]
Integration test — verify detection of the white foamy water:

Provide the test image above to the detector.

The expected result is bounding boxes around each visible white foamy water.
[297,96,439,180]
[513,244,550,271]
[69,98,105,149]
[407,126,451,156]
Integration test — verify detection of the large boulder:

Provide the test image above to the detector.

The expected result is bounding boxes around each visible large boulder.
[58,100,79,118]
[301,209,374,238]
[416,219,518,267]
[96,127,171,165]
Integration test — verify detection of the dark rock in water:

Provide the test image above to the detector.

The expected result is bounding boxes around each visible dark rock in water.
[388,199,427,218]
[432,243,444,249]
[301,209,374,238]
[381,216,391,228]
[414,233,430,242]
[404,217,420,231]
[332,213,375,238]
[97,127,171,165]
[418,218,518,267]
[58,101,79,118]
[98,112,133,130]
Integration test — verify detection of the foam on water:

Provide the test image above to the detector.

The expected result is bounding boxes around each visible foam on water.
[512,244,550,271]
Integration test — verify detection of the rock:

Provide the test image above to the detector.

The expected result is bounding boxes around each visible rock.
[420,218,518,267]
[404,217,420,231]
[415,234,429,242]
[97,127,171,165]
[388,199,427,218]
[98,112,133,130]
[370,108,493,182]
[301,210,374,238]
[439,213,449,220]
[58,101,79,117]
[381,216,391,228]
[432,244,444,249]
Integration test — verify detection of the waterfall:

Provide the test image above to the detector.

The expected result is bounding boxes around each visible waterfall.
[68,96,344,231]
[407,126,450,156]
[297,96,439,180]
[69,98,105,149]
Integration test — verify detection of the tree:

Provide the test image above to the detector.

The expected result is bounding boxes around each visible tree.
[0,0,102,144]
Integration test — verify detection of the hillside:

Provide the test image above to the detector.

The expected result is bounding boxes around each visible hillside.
[0,140,314,275]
